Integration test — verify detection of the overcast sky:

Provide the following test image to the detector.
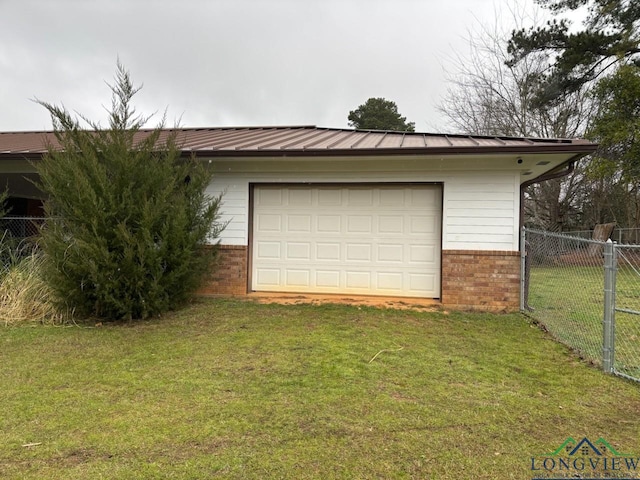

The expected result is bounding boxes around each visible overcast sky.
[0,0,541,133]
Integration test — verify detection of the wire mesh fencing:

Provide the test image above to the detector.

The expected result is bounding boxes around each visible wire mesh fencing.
[0,217,45,239]
[0,217,46,271]
[563,227,640,244]
[523,228,640,382]
[613,245,640,381]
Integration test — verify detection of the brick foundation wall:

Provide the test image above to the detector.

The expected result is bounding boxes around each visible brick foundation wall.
[198,246,521,311]
[199,245,248,295]
[441,250,520,312]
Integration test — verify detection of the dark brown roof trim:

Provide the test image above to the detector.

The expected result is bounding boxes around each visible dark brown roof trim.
[183,144,598,158]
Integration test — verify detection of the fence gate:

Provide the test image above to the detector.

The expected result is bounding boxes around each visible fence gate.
[611,244,640,381]
[522,228,640,383]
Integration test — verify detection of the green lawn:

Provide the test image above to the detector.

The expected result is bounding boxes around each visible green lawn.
[529,265,640,379]
[1,298,639,479]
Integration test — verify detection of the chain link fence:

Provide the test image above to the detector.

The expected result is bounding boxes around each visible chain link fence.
[1,217,46,270]
[0,217,45,239]
[613,245,640,381]
[563,227,640,244]
[523,228,640,382]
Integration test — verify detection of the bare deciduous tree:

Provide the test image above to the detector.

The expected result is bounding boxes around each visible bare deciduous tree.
[437,3,597,231]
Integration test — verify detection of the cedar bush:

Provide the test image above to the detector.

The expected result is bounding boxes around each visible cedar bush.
[36,64,224,320]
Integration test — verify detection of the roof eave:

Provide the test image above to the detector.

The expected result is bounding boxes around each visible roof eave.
[185,144,598,158]
[0,142,598,161]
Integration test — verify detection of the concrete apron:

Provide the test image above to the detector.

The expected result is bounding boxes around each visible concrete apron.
[242,292,442,312]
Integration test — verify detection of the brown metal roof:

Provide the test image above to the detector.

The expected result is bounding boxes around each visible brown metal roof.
[0,126,597,159]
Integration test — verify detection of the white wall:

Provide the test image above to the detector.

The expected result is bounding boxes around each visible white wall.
[205,156,521,251]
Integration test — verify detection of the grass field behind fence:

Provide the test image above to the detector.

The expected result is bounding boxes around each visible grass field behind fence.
[528,264,640,379]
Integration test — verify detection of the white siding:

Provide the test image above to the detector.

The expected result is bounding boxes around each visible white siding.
[442,173,520,250]
[205,158,521,251]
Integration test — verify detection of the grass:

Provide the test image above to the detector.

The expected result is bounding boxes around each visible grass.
[529,264,640,378]
[0,251,68,326]
[1,298,639,479]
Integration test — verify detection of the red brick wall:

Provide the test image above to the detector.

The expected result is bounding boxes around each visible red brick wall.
[199,246,521,312]
[198,245,248,295]
[441,250,520,312]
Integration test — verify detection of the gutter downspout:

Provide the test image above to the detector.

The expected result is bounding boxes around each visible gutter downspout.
[519,158,577,312]
[519,155,581,241]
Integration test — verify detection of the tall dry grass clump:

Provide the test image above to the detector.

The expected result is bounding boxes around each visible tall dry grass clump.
[0,237,70,326]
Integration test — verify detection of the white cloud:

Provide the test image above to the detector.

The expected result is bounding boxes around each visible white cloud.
[0,0,534,132]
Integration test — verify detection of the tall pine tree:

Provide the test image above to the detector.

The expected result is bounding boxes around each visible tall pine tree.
[508,0,640,104]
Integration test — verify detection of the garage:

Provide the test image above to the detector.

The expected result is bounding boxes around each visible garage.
[251,184,442,298]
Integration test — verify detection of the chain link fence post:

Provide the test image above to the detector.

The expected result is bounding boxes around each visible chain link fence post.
[603,239,616,374]
[520,226,526,312]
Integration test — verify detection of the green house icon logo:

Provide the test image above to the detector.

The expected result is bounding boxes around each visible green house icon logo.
[546,437,632,457]
[531,437,638,479]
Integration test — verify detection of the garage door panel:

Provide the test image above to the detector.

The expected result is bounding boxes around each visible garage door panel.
[409,273,436,293]
[257,189,283,206]
[379,188,405,206]
[256,214,282,233]
[286,242,311,260]
[288,188,313,205]
[252,185,441,298]
[316,242,341,261]
[346,271,372,289]
[410,216,438,234]
[256,268,281,286]
[285,269,310,287]
[377,272,403,290]
[412,188,439,207]
[409,245,435,263]
[287,215,312,233]
[378,215,403,234]
[377,244,403,263]
[317,215,341,233]
[346,243,372,261]
[346,216,372,233]
[348,189,374,205]
[318,188,342,206]
[316,270,340,287]
[256,241,281,259]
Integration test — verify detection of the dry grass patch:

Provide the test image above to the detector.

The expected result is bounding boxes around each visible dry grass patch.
[0,249,69,325]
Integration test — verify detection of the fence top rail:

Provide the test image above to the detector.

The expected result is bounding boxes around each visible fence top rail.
[0,216,47,221]
[524,227,608,246]
[617,244,640,250]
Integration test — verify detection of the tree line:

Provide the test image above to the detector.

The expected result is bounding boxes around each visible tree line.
[439,0,640,233]
[350,1,639,234]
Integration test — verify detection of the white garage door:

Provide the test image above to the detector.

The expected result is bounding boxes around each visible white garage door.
[251,185,441,298]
